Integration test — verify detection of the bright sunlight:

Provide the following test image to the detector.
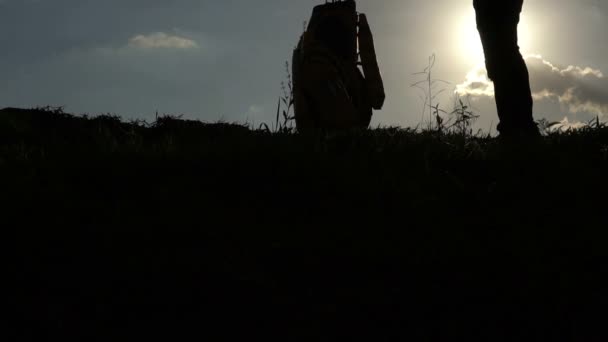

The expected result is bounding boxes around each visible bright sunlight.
[456,10,536,66]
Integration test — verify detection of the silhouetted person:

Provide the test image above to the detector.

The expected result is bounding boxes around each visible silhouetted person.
[292,0,384,132]
[474,0,540,139]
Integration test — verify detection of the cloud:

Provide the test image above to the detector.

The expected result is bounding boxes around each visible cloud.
[555,117,587,131]
[248,105,263,114]
[455,66,495,98]
[456,55,608,117]
[246,105,265,119]
[541,116,588,133]
[128,32,198,49]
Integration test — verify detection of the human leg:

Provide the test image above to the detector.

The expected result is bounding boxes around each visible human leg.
[476,12,539,137]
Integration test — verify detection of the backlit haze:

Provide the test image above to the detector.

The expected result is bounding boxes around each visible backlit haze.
[1,0,606,131]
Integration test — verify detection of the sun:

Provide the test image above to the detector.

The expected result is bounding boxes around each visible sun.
[456,10,535,67]
[458,13,485,65]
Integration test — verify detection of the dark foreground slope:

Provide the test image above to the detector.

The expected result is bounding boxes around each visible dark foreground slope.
[4,107,608,341]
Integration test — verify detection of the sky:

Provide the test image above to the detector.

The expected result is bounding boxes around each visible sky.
[1,0,607,131]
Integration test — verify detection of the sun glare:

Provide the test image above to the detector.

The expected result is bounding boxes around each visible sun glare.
[458,13,485,65]
[456,11,535,67]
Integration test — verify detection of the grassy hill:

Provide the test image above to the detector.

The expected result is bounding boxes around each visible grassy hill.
[5,107,608,341]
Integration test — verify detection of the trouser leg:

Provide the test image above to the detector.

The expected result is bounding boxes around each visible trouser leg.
[493,51,535,134]
[477,16,539,136]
